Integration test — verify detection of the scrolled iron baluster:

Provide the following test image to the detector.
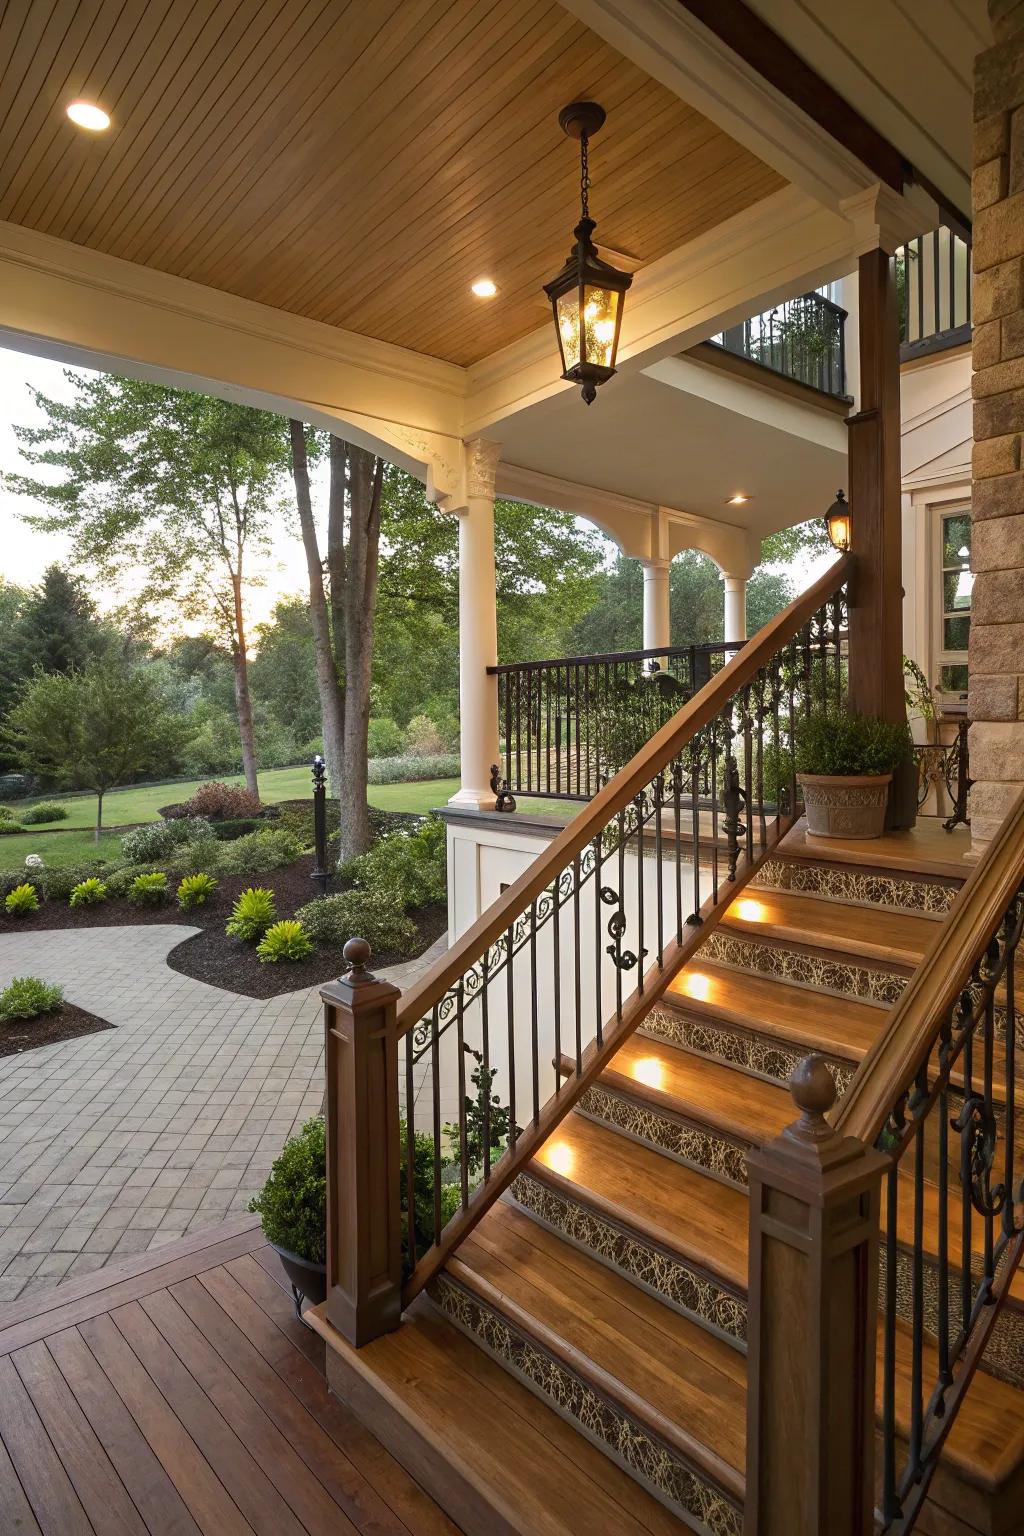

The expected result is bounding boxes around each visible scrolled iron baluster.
[722,753,747,883]
[951,1095,1007,1223]
[600,885,647,975]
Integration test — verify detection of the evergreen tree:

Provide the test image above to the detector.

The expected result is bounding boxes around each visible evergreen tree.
[12,565,106,677]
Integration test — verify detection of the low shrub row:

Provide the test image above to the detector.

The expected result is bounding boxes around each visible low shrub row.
[0,976,63,1023]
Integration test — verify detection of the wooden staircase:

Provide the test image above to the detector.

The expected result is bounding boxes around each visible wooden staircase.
[315,833,1024,1536]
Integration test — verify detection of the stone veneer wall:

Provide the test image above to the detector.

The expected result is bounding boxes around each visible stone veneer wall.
[968,0,1024,850]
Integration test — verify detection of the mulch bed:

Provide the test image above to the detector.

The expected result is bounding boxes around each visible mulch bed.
[0,1002,114,1059]
[4,854,448,1000]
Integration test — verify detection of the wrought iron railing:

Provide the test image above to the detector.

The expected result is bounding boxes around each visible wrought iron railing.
[393,562,849,1306]
[709,289,848,398]
[834,796,1024,1533]
[488,641,745,801]
[896,226,972,361]
[914,717,971,832]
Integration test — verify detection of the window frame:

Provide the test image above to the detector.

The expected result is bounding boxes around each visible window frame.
[934,501,972,703]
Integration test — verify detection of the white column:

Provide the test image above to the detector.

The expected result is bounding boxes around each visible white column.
[723,575,747,644]
[449,438,502,811]
[641,559,671,652]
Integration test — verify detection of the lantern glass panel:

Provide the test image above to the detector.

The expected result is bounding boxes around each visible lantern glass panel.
[556,284,620,372]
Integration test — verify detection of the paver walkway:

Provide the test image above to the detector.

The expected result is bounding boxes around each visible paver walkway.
[0,925,444,1306]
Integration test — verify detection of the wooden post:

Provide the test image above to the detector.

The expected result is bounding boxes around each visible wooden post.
[744,1056,888,1536]
[847,247,904,725]
[322,937,403,1347]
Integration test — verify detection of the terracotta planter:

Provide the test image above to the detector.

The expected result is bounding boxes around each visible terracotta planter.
[270,1241,327,1322]
[797,772,892,840]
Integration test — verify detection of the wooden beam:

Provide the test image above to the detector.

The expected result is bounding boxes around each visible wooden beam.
[846,248,905,726]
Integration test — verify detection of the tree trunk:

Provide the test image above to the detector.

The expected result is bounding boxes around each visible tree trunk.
[231,573,260,797]
[289,420,344,792]
[337,448,384,863]
[95,787,104,840]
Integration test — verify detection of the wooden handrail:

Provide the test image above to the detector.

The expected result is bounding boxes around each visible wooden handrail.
[835,787,1024,1147]
[397,553,851,1036]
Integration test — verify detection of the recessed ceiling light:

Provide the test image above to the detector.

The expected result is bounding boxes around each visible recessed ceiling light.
[66,101,111,131]
[726,493,751,505]
[471,278,498,298]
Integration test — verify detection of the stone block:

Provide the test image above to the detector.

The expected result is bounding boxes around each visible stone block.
[970,812,1009,846]
[970,622,1024,672]
[1000,310,1024,360]
[975,389,1024,442]
[975,34,1024,122]
[973,257,1024,324]
[968,720,1024,780]
[968,779,1023,822]
[975,110,1011,166]
[973,434,1021,478]
[974,318,1002,370]
[989,0,1024,45]
[1012,105,1024,195]
[973,353,1024,397]
[972,569,1024,624]
[974,156,1008,211]
[973,512,1024,570]
[975,194,1024,272]
[972,470,1024,520]
[968,673,1020,719]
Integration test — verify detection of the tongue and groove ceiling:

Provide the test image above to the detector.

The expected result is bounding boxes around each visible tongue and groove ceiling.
[0,0,786,366]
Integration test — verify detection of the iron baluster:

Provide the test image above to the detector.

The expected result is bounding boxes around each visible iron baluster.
[481,950,491,1181]
[722,753,747,883]
[404,1032,416,1269]
[654,773,664,967]
[530,898,540,1124]
[456,978,469,1209]
[882,1162,902,1525]
[506,922,517,1149]
[430,1004,442,1246]
[635,793,645,993]
[593,832,603,1047]
[552,876,562,1089]
[673,758,683,942]
[573,852,583,1075]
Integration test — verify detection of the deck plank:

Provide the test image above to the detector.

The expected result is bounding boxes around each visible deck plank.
[0,1222,452,1536]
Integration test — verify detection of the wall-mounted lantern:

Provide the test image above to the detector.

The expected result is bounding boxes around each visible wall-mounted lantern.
[824,489,852,553]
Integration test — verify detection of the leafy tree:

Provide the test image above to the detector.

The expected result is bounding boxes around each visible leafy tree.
[250,597,322,747]
[0,581,28,768]
[7,376,290,796]
[5,655,189,836]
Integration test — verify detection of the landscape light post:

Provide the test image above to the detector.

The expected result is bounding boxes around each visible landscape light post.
[311,754,330,896]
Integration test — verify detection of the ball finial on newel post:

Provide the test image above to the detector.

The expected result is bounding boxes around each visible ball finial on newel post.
[788,1053,837,1143]
[343,936,372,981]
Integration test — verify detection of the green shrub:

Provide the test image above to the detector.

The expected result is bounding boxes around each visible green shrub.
[795,708,913,778]
[256,919,313,964]
[295,888,416,955]
[226,886,277,941]
[218,828,299,876]
[128,871,169,906]
[19,801,69,825]
[121,816,213,864]
[5,882,40,917]
[400,1115,460,1268]
[177,872,218,909]
[273,798,339,850]
[42,864,107,902]
[0,820,25,835]
[367,718,406,758]
[105,862,159,898]
[0,806,14,821]
[248,1116,326,1263]
[340,816,447,909]
[0,869,44,902]
[210,816,261,841]
[0,976,63,1022]
[367,753,459,785]
[69,877,108,907]
[166,836,224,878]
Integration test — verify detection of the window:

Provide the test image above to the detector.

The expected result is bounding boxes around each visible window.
[937,507,972,695]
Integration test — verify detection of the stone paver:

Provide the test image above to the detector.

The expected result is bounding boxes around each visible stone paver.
[0,923,445,1307]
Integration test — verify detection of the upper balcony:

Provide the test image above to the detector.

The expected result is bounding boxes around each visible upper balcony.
[896,225,972,361]
[707,289,850,402]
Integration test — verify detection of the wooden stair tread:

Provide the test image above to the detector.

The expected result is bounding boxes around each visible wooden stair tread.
[451,1200,747,1487]
[530,1112,749,1292]
[722,889,937,965]
[780,819,971,880]
[600,1036,793,1147]
[665,961,884,1062]
[309,1298,684,1536]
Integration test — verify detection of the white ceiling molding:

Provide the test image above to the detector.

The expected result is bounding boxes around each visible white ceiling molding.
[556,0,875,210]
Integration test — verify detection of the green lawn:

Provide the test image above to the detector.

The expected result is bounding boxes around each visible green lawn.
[0,772,581,871]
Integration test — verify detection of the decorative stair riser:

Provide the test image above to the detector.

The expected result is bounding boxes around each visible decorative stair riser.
[508,1170,747,1349]
[428,1272,744,1536]
[879,1250,1023,1390]
[703,928,906,1008]
[640,1004,855,1099]
[750,857,958,917]
[575,1082,750,1189]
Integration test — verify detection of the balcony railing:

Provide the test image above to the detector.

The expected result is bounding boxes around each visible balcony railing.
[708,289,848,399]
[896,226,972,360]
[488,641,746,802]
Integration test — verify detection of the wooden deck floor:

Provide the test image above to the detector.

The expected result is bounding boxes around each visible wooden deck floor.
[0,1214,458,1536]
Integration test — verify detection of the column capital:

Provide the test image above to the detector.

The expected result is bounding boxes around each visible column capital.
[639,556,671,573]
[463,437,502,504]
[840,182,931,257]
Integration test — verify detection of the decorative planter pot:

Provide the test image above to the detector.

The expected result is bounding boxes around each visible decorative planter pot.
[797,772,892,840]
[270,1241,327,1322]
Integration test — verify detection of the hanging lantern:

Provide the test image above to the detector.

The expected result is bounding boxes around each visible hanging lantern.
[824,489,852,552]
[544,102,632,405]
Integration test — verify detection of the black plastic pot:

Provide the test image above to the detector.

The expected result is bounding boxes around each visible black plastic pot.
[271,1242,327,1324]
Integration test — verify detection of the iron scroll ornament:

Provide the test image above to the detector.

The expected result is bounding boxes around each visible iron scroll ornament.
[600,885,648,972]
[952,1095,1007,1220]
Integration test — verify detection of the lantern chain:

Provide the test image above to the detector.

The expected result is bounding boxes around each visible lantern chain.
[580,132,590,220]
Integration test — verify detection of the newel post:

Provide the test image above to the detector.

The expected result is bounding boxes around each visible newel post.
[322,937,403,1346]
[744,1056,888,1536]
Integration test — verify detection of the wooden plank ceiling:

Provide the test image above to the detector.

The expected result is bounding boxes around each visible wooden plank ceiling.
[0,0,786,366]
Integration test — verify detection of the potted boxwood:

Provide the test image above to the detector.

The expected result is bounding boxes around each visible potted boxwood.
[249,1115,326,1321]
[795,706,912,840]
